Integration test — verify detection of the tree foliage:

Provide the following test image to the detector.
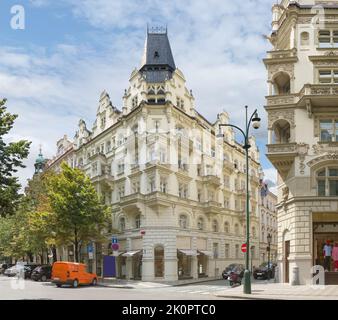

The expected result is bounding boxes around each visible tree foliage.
[47,162,109,262]
[0,98,31,217]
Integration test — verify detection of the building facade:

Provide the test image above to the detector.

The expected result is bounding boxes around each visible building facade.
[264,0,338,284]
[46,29,263,282]
[259,187,278,265]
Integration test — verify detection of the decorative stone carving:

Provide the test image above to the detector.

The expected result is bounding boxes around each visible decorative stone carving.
[308,152,338,167]
[282,186,289,202]
[298,143,309,175]
[312,142,338,155]
[297,17,313,24]
[305,99,312,118]
[268,63,294,81]
[267,143,297,153]
[268,110,295,129]
[267,96,295,106]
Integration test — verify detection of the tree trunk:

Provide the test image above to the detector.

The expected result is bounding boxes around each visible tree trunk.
[52,245,57,263]
[74,227,79,263]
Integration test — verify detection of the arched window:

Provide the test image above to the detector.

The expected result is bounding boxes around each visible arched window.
[179,215,188,229]
[234,223,239,235]
[224,222,230,233]
[212,220,218,232]
[154,245,164,278]
[273,72,291,95]
[317,167,338,196]
[197,217,204,230]
[119,217,126,231]
[135,214,141,229]
[272,119,291,144]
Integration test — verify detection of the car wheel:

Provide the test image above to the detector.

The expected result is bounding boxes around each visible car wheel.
[229,281,233,286]
[92,278,97,286]
[253,276,257,280]
[56,284,62,288]
[73,279,79,288]
[41,275,47,282]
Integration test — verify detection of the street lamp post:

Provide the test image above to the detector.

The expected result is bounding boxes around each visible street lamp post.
[267,233,272,280]
[217,106,261,294]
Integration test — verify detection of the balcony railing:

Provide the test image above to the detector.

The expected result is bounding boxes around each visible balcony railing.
[299,84,338,98]
[267,143,297,154]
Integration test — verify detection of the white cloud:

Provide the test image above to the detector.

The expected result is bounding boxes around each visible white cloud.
[2,0,276,189]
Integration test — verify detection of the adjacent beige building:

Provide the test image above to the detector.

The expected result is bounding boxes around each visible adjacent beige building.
[45,28,263,282]
[265,0,338,284]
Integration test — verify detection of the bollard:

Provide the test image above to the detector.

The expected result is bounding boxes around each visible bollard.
[291,266,300,286]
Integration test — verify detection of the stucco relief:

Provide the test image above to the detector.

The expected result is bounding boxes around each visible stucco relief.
[297,143,309,175]
[268,63,294,81]
[312,143,338,155]
[307,152,338,167]
[268,110,295,129]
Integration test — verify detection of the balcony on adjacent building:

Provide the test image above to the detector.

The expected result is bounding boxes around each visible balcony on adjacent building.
[201,174,221,187]
[298,84,338,109]
[203,201,222,215]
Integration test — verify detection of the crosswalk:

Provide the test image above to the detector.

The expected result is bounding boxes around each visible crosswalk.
[171,285,230,296]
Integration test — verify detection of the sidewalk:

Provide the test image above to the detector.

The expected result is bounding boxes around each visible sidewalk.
[214,281,338,300]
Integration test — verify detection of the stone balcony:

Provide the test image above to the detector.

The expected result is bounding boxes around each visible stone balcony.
[266,143,298,179]
[266,94,297,107]
[203,201,222,215]
[201,175,221,187]
[223,159,234,171]
[298,84,338,108]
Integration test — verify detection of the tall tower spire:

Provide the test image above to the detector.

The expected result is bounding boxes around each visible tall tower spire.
[140,26,176,83]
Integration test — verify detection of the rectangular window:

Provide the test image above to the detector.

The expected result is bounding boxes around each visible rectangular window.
[319,70,338,84]
[318,180,326,196]
[213,243,219,259]
[320,120,333,142]
[149,179,156,193]
[329,180,338,196]
[319,30,331,48]
[160,178,167,193]
[225,244,230,259]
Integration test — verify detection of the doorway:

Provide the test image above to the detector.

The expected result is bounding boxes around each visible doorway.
[284,240,290,283]
[154,245,164,278]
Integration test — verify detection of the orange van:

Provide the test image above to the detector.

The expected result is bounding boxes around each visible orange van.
[51,261,97,288]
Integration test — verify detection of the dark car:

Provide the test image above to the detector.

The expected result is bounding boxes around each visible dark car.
[0,263,14,274]
[24,264,40,279]
[253,263,275,280]
[222,264,245,280]
[31,265,52,282]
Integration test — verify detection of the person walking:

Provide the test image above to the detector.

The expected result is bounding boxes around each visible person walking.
[332,242,338,272]
[323,240,332,272]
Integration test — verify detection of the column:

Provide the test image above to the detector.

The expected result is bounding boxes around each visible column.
[126,257,133,280]
[191,256,198,279]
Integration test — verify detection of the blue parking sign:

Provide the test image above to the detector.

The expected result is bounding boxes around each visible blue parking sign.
[112,237,118,244]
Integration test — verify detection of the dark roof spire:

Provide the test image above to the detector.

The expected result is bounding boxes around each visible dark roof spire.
[140,26,176,83]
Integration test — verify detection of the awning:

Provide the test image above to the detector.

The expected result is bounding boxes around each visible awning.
[178,249,199,256]
[198,250,214,257]
[122,250,141,257]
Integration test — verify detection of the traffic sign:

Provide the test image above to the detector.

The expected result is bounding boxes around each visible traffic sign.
[112,237,118,244]
[241,243,247,253]
[112,243,119,251]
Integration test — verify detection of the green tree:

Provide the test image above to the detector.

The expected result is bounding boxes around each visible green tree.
[47,162,109,262]
[0,98,31,217]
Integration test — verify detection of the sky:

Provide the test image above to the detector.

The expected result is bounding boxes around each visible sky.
[0,0,278,190]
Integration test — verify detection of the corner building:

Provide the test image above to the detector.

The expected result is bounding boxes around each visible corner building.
[47,29,262,282]
[264,0,338,284]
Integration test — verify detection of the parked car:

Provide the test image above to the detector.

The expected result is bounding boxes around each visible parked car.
[0,263,14,274]
[24,264,40,279]
[253,262,276,280]
[222,264,245,280]
[4,265,19,277]
[31,265,52,282]
[51,262,97,288]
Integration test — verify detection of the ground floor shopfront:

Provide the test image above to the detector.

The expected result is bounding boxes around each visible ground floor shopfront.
[277,198,338,285]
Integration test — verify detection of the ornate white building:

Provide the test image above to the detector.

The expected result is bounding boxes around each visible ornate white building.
[46,29,263,282]
[259,187,278,265]
[265,0,338,284]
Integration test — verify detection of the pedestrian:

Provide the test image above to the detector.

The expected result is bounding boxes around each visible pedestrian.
[332,242,338,272]
[323,240,332,272]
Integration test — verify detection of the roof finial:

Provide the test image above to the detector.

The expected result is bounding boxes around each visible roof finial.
[39,144,42,156]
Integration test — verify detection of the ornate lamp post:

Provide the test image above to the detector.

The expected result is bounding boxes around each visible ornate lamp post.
[267,233,272,280]
[217,106,261,294]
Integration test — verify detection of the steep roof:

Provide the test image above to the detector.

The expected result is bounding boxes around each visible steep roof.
[140,30,176,70]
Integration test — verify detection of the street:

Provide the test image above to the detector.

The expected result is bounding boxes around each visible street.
[0,276,238,300]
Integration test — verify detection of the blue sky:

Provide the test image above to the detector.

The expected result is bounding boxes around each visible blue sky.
[0,0,277,188]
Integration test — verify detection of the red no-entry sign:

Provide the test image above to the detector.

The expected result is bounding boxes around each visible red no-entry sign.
[241,243,247,253]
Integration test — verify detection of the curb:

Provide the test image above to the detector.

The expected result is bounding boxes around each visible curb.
[214,294,282,300]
